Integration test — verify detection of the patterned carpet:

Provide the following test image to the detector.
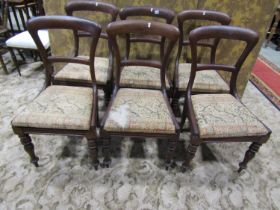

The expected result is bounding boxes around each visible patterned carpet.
[251,56,280,109]
[0,57,280,210]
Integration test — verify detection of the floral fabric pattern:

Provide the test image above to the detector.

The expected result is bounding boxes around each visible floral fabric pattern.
[104,88,176,134]
[12,85,93,130]
[54,56,109,85]
[178,63,230,92]
[192,94,269,138]
[120,66,170,89]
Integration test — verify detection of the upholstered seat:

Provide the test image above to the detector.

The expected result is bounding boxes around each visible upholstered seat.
[6,30,50,49]
[120,66,170,89]
[54,56,109,85]
[12,85,93,130]
[178,63,229,92]
[104,88,176,134]
[192,94,269,138]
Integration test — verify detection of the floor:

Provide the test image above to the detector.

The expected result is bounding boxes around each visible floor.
[259,42,280,71]
[0,54,280,209]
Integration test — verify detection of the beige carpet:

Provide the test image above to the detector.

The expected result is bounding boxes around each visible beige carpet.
[0,57,280,210]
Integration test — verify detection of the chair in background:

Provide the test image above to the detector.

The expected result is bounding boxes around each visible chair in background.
[53,1,118,105]
[5,28,49,75]
[171,10,231,116]
[100,20,180,169]
[11,16,101,169]
[0,0,21,74]
[5,0,44,33]
[265,5,280,49]
[118,6,175,92]
[181,25,271,172]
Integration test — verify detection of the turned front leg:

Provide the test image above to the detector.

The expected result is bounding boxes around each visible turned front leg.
[181,142,199,172]
[19,134,39,167]
[165,138,178,170]
[86,137,99,170]
[238,142,262,173]
[101,137,111,168]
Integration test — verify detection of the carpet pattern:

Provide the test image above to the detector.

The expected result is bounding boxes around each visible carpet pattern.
[0,58,280,210]
[251,57,280,109]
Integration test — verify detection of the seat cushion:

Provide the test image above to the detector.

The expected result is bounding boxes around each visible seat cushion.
[6,30,49,50]
[120,66,170,89]
[12,85,93,130]
[104,88,176,134]
[178,63,229,92]
[54,56,109,85]
[192,94,269,138]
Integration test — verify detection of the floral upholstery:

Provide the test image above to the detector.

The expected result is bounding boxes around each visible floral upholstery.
[120,66,170,89]
[192,94,269,138]
[178,63,230,92]
[54,56,109,85]
[104,88,176,134]
[12,86,93,130]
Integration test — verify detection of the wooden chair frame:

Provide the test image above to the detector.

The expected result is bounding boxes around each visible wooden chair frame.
[12,16,102,169]
[63,1,119,105]
[181,25,271,172]
[119,6,175,60]
[0,0,20,74]
[171,10,231,115]
[100,20,180,169]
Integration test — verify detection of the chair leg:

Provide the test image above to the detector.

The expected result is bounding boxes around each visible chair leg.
[0,55,8,74]
[238,142,262,173]
[19,134,39,167]
[17,49,25,61]
[165,138,178,170]
[180,104,188,129]
[9,49,21,76]
[104,84,112,107]
[171,89,181,117]
[86,135,99,170]
[181,139,199,172]
[101,137,111,168]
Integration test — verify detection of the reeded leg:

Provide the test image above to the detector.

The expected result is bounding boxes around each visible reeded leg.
[171,90,181,117]
[181,142,199,172]
[86,137,99,170]
[165,138,177,170]
[101,137,111,168]
[238,142,262,173]
[19,134,39,167]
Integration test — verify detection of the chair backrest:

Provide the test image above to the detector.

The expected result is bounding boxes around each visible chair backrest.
[119,6,175,59]
[176,10,231,63]
[65,1,118,43]
[187,25,259,97]
[106,20,179,95]
[27,15,101,87]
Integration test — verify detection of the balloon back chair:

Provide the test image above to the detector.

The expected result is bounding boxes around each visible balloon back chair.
[181,25,271,172]
[53,1,118,105]
[118,6,175,92]
[171,10,231,116]
[100,20,180,169]
[11,16,102,169]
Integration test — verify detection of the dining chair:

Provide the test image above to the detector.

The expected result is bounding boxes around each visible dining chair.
[171,10,231,116]
[118,6,175,92]
[100,20,180,169]
[181,25,271,172]
[11,15,101,169]
[5,0,42,33]
[0,0,19,74]
[53,1,118,106]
